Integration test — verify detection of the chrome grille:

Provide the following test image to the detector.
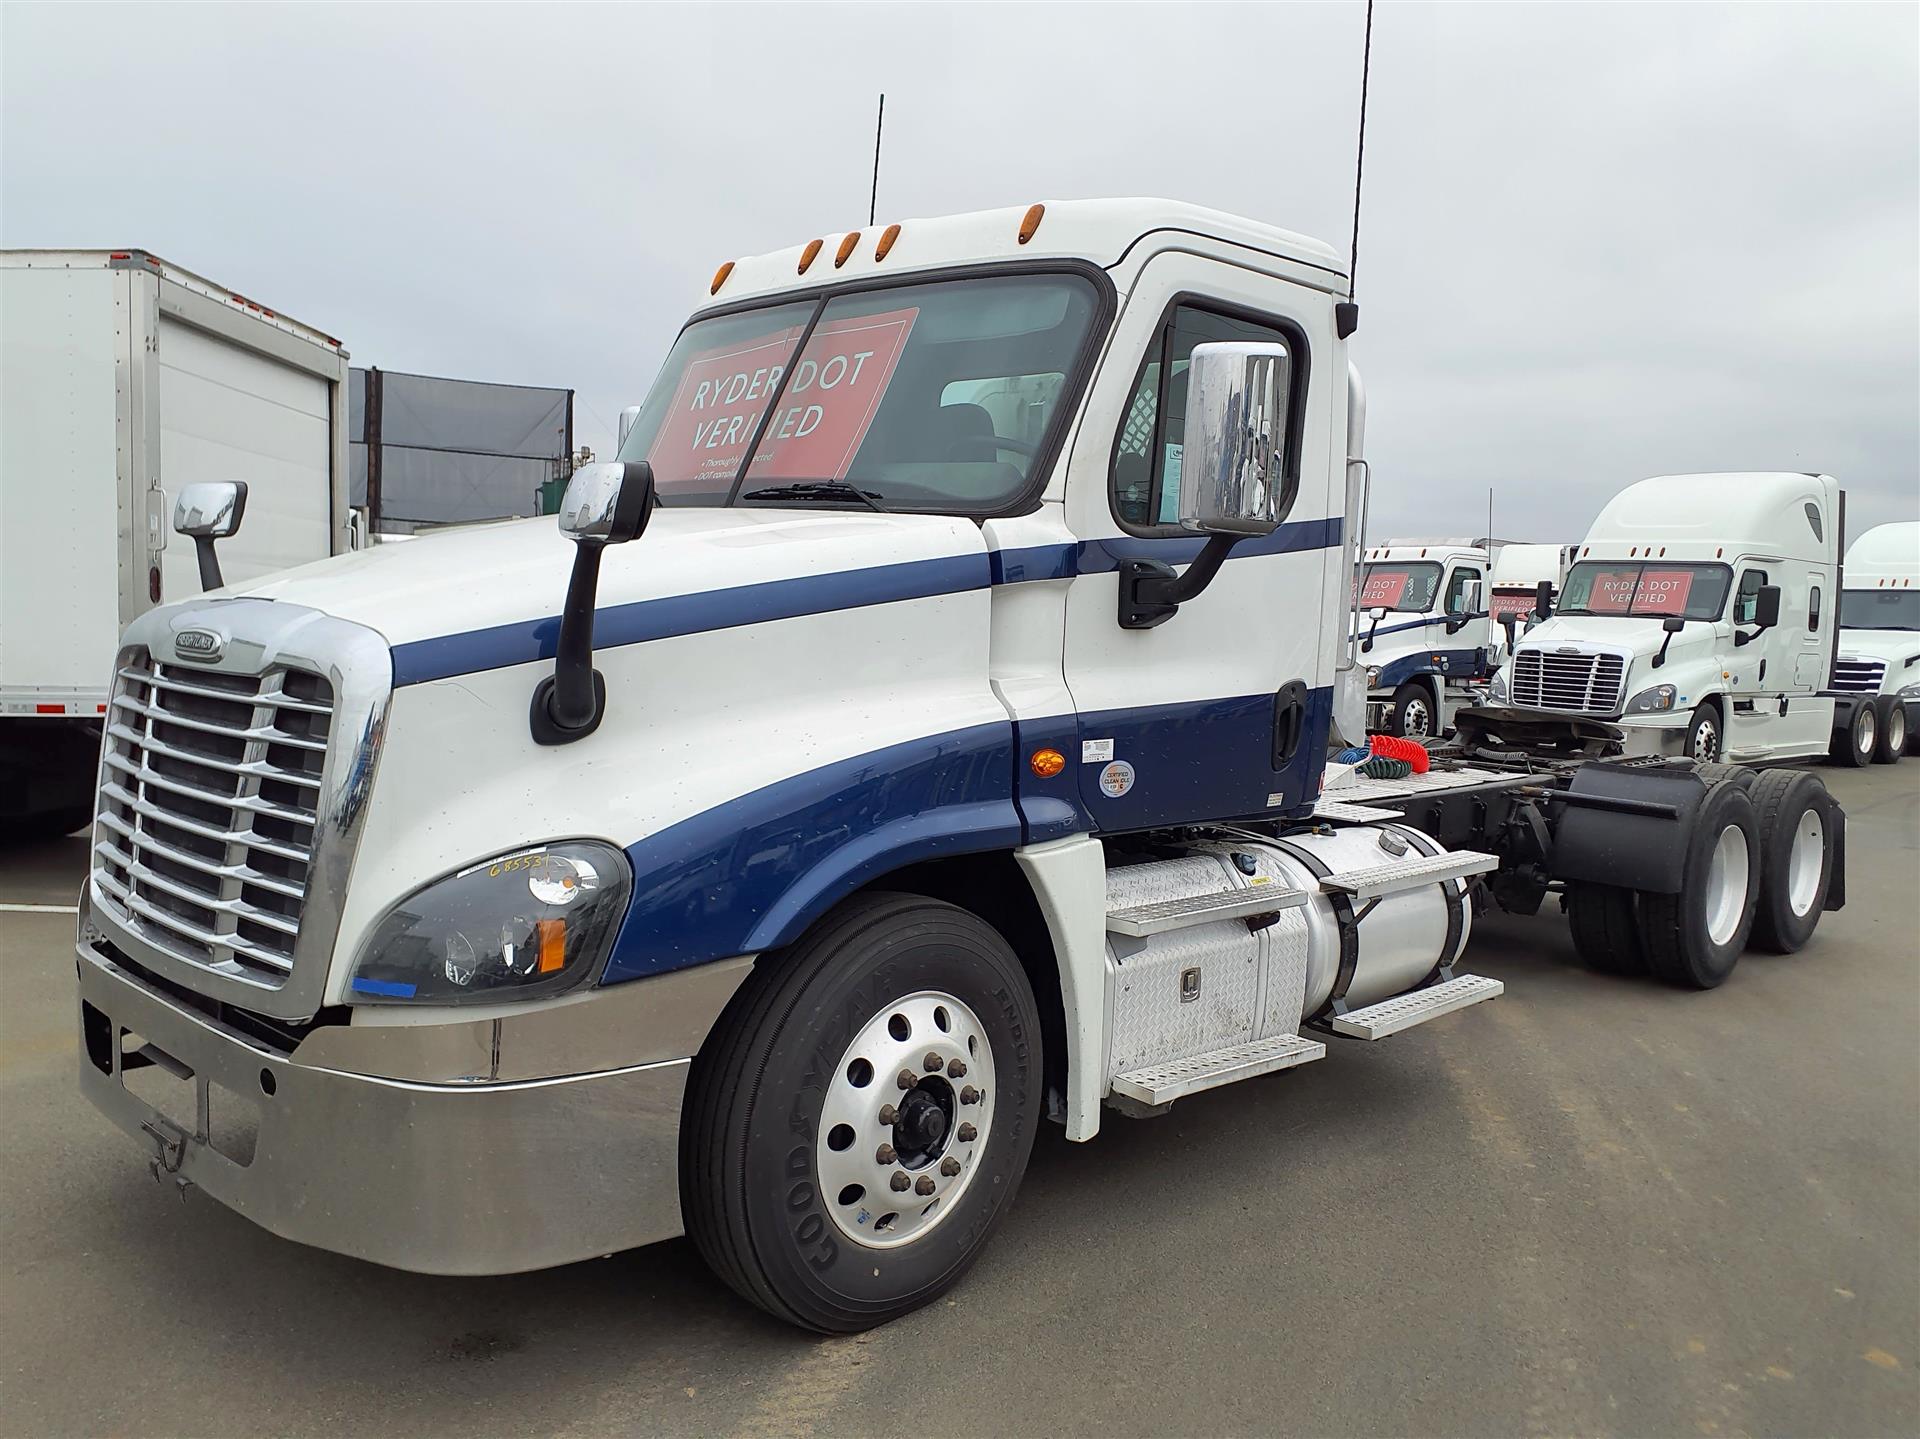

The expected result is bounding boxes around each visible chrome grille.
[91,648,334,985]
[1510,649,1626,715]
[1831,658,1886,693]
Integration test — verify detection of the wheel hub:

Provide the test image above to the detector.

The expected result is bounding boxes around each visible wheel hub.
[894,1084,952,1164]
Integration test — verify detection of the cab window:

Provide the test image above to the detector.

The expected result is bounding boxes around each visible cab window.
[1111,304,1302,534]
[1733,569,1770,624]
[1444,567,1484,614]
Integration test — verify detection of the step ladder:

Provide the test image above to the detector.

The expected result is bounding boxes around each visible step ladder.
[1106,883,1308,937]
[1326,973,1504,1040]
[1320,849,1499,901]
[1109,1033,1328,1106]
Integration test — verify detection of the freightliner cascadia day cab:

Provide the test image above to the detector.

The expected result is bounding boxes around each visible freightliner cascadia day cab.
[1353,538,1494,738]
[1488,472,1842,765]
[1829,520,1920,764]
[73,202,1846,1332]
[0,250,352,838]
[1486,541,1573,650]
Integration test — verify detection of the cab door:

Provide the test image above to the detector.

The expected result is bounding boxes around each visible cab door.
[1055,250,1343,831]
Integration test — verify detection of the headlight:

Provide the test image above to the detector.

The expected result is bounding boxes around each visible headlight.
[1365,666,1382,687]
[1900,683,1920,699]
[1626,683,1678,713]
[346,841,631,1005]
[1489,668,1509,703]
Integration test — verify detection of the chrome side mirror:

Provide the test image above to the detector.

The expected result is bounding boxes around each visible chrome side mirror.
[532,461,656,745]
[172,481,248,591]
[1116,341,1293,629]
[1178,341,1291,537]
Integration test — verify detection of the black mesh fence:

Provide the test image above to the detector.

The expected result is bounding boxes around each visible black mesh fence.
[350,368,574,532]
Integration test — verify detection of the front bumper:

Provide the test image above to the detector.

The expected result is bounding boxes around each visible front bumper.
[77,946,731,1275]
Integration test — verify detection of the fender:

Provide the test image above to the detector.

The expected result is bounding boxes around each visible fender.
[1375,647,1489,689]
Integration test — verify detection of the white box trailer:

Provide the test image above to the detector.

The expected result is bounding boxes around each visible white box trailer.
[0,249,349,835]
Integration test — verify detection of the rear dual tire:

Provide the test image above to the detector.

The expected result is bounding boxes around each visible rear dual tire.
[1747,770,1837,953]
[1872,700,1906,764]
[1638,779,1761,989]
[1830,702,1876,768]
[682,893,1042,1333]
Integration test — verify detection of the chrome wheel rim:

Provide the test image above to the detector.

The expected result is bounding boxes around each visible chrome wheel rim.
[1704,822,1751,947]
[1403,698,1432,736]
[1786,807,1825,917]
[1694,716,1719,762]
[1888,707,1906,752]
[816,989,995,1250]
[1858,707,1876,756]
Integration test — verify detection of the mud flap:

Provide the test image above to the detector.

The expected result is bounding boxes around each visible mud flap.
[1547,764,1706,896]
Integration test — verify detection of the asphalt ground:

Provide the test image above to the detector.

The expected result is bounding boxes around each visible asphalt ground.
[2,763,1915,1438]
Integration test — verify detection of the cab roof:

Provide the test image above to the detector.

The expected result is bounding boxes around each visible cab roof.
[704,198,1346,307]
[1579,473,1840,564]
[1842,520,1919,584]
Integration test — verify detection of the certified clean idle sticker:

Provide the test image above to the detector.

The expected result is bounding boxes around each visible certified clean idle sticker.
[1081,738,1114,763]
[1097,760,1136,798]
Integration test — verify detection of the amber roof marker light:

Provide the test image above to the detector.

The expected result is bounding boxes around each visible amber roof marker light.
[1018,203,1045,245]
[798,239,823,275]
[875,224,901,261]
[710,261,735,295]
[835,231,861,268]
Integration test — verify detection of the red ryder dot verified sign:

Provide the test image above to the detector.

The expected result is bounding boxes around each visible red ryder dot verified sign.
[1360,569,1414,608]
[1590,567,1696,614]
[648,309,919,490]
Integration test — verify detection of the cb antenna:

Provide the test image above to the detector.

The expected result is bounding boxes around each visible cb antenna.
[869,94,885,226]
[1337,0,1374,340]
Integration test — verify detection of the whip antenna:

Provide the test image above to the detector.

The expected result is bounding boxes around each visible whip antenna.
[869,94,885,226]
[1337,0,1374,339]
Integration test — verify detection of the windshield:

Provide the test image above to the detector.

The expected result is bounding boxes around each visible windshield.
[1354,562,1442,612]
[1839,588,1920,631]
[617,272,1102,512]
[1557,561,1732,620]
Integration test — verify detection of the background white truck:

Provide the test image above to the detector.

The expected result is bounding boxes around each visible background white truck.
[0,250,351,837]
[1487,472,1841,765]
[1828,520,1919,764]
[70,201,1845,1335]
[1486,540,1573,650]
[1354,537,1494,737]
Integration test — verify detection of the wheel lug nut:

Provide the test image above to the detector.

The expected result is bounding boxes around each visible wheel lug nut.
[878,1103,899,1126]
[924,1052,943,1073]
[896,1069,917,1091]
[960,1085,980,1105]
[890,1171,911,1192]
[875,1143,897,1165]
[940,1157,961,1177]
[947,1058,967,1078]
[915,1175,936,1196]
[957,1122,977,1142]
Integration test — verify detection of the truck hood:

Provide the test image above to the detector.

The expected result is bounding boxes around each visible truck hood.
[1518,615,1712,662]
[226,508,989,649]
[1836,631,1920,668]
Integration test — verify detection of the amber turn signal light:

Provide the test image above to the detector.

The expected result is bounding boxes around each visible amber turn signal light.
[1029,748,1066,778]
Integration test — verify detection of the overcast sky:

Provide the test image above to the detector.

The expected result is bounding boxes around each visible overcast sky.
[3,2,1914,542]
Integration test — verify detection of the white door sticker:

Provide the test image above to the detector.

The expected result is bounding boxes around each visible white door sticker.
[1081,738,1114,763]
[1098,760,1136,798]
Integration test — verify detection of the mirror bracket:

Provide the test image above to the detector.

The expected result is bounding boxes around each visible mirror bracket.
[1117,534,1240,630]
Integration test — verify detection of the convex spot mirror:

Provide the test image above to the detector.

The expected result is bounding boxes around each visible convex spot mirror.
[1177,341,1292,537]
[560,460,655,545]
[173,481,247,540]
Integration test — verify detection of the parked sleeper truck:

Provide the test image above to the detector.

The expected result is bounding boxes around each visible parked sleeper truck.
[73,201,1845,1333]
[1354,538,1494,738]
[1,250,351,838]
[1829,520,1919,764]
[1488,472,1843,766]
[1486,541,1573,652]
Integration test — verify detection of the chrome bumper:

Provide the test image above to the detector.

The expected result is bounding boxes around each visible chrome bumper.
[77,947,737,1275]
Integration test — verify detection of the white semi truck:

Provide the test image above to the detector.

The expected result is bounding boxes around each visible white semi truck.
[72,201,1846,1333]
[1,250,352,838]
[1486,541,1573,648]
[1354,538,1494,738]
[1487,472,1842,766]
[1828,520,1920,764]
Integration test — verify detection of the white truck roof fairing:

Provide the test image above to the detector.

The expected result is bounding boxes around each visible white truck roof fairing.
[1574,473,1839,565]
[1843,520,1919,586]
[704,199,1348,306]
[1362,541,1486,567]
[1490,543,1572,590]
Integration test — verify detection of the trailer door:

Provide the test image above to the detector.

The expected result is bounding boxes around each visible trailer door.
[155,315,332,600]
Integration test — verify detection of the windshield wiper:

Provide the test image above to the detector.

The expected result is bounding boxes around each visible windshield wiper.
[739,481,887,512]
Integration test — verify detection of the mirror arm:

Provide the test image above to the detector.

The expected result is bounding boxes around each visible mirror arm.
[530,541,611,744]
[1653,626,1678,668]
[192,536,224,592]
[1117,534,1241,630]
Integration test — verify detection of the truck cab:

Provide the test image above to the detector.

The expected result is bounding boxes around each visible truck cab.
[1354,539,1493,738]
[1829,520,1920,765]
[1485,541,1573,657]
[1488,472,1841,764]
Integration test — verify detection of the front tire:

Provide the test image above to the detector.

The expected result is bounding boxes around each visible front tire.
[1389,681,1437,739]
[1872,699,1905,764]
[1638,780,1761,989]
[1829,702,1876,768]
[1683,703,1722,762]
[682,892,1042,1333]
